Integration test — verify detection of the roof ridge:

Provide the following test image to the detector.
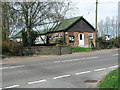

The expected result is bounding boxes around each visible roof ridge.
[64,16,82,20]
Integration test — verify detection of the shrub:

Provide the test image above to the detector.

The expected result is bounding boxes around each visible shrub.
[55,39,64,44]
[2,40,20,55]
[96,37,113,49]
[112,37,120,48]
[2,40,11,53]
[55,40,67,46]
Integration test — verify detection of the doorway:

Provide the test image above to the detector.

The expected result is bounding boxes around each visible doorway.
[79,33,84,46]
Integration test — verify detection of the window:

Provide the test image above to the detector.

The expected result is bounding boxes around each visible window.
[88,33,93,39]
[59,33,63,38]
[55,33,59,38]
[80,34,82,40]
[69,36,74,42]
[52,33,59,39]
[52,34,55,39]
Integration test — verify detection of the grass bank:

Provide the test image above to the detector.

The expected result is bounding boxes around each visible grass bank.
[99,67,120,89]
[70,47,91,52]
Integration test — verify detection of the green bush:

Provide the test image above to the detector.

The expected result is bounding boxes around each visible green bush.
[55,39,67,46]
[112,37,120,48]
[55,39,64,44]
[96,37,114,49]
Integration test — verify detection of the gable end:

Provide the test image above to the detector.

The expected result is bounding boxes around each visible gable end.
[66,17,95,32]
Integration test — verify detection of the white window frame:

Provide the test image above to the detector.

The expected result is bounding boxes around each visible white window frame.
[88,33,93,39]
[55,33,59,38]
[59,33,63,38]
[52,34,55,39]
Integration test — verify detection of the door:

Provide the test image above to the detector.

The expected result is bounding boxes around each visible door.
[79,33,84,46]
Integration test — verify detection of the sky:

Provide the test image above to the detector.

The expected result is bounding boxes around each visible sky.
[66,0,119,26]
[5,0,119,25]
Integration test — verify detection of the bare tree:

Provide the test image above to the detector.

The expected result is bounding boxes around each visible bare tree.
[5,2,69,46]
[115,16,118,38]
[109,16,118,38]
[105,17,110,35]
[2,2,19,40]
[98,16,118,38]
[2,2,11,40]
[98,20,104,37]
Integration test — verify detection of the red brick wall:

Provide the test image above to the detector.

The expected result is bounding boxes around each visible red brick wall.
[84,32,89,47]
[48,31,95,47]
[48,32,64,44]
[84,32,95,47]
[65,32,79,47]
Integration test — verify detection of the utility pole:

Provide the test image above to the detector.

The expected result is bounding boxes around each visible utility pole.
[95,0,98,47]
[118,1,120,37]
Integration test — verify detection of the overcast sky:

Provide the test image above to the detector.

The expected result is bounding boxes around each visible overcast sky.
[66,0,119,26]
[5,0,119,26]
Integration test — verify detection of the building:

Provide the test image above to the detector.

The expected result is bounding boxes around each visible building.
[47,16,95,47]
[13,16,95,48]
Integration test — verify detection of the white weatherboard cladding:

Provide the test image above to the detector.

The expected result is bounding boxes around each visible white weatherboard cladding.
[35,35,46,44]
[16,38,22,42]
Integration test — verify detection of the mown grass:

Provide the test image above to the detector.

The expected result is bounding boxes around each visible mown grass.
[70,47,91,52]
[99,67,120,89]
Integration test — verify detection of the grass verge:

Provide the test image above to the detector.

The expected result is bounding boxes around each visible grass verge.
[70,47,91,52]
[99,67,120,89]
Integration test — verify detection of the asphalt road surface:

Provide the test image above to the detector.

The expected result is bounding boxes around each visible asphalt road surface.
[1,49,119,89]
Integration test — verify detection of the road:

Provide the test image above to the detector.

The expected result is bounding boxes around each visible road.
[1,49,119,89]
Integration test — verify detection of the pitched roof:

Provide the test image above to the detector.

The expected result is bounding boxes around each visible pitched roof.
[13,31,22,38]
[13,16,94,38]
[13,30,46,38]
[37,16,82,34]
[55,16,82,31]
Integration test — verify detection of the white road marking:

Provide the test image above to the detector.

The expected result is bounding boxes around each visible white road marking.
[94,68,106,72]
[61,60,72,63]
[86,57,99,59]
[54,57,98,63]
[73,59,80,61]
[53,75,70,79]
[75,71,91,75]
[112,54,120,56]
[28,79,46,84]
[74,58,86,61]
[54,61,61,63]
[0,88,2,90]
[4,85,19,89]
[0,65,24,70]
[109,65,119,69]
